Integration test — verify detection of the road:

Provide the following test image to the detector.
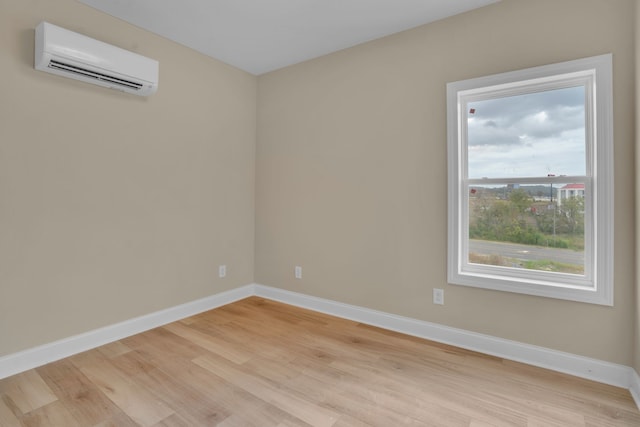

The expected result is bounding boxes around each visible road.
[468,239,584,266]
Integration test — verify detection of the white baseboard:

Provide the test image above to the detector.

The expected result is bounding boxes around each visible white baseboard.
[630,369,640,409]
[253,284,636,393]
[0,285,254,380]
[1,282,637,411]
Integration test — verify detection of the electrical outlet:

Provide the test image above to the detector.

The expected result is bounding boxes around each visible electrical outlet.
[295,266,302,279]
[433,288,444,305]
[219,265,226,278]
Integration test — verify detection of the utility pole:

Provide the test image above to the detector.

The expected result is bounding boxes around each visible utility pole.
[548,174,556,245]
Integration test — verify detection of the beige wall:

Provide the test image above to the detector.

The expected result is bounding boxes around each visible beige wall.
[635,0,640,374]
[2,0,636,369]
[0,1,256,356]
[256,0,636,365]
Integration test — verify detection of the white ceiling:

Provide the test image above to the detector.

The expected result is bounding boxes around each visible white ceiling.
[79,0,499,75]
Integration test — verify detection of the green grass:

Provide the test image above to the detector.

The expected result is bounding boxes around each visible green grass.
[522,259,584,274]
[469,252,584,275]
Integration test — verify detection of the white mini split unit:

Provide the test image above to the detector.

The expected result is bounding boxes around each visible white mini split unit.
[35,22,159,96]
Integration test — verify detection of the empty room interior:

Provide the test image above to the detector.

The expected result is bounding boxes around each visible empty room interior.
[2,0,640,425]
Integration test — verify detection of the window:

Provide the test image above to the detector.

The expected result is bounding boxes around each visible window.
[447,54,613,305]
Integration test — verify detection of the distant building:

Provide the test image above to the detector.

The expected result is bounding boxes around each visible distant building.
[557,183,584,206]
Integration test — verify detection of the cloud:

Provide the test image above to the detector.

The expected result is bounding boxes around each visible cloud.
[466,85,586,178]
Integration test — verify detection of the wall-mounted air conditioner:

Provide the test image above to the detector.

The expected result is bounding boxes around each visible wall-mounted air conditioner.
[35,22,159,96]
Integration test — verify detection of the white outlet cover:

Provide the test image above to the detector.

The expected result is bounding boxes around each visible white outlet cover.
[433,288,444,305]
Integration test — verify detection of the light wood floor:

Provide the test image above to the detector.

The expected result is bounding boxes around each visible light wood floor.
[1,297,638,426]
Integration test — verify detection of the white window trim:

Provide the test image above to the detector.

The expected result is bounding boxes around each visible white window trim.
[447,54,613,306]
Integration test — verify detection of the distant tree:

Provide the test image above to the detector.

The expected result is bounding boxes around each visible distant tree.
[558,196,584,235]
[535,206,555,234]
[509,189,532,217]
[470,189,542,245]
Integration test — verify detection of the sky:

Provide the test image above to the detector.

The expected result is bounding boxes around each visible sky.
[466,85,586,180]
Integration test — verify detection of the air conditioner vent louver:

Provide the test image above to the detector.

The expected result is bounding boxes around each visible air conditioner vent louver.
[35,22,158,96]
[48,60,144,91]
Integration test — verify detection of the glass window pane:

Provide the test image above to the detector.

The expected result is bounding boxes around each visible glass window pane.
[467,86,586,179]
[468,183,585,276]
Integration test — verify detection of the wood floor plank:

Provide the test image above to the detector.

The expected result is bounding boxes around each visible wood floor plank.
[0,370,58,414]
[112,350,230,425]
[150,413,191,427]
[20,400,82,427]
[76,358,174,426]
[188,317,300,363]
[121,343,286,426]
[0,396,21,427]
[97,340,132,359]
[193,353,341,427]
[0,296,638,426]
[163,321,253,364]
[37,358,129,426]
[92,411,140,427]
[289,363,470,426]
[325,355,527,425]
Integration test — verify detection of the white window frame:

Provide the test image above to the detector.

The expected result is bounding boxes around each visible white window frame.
[447,54,613,305]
